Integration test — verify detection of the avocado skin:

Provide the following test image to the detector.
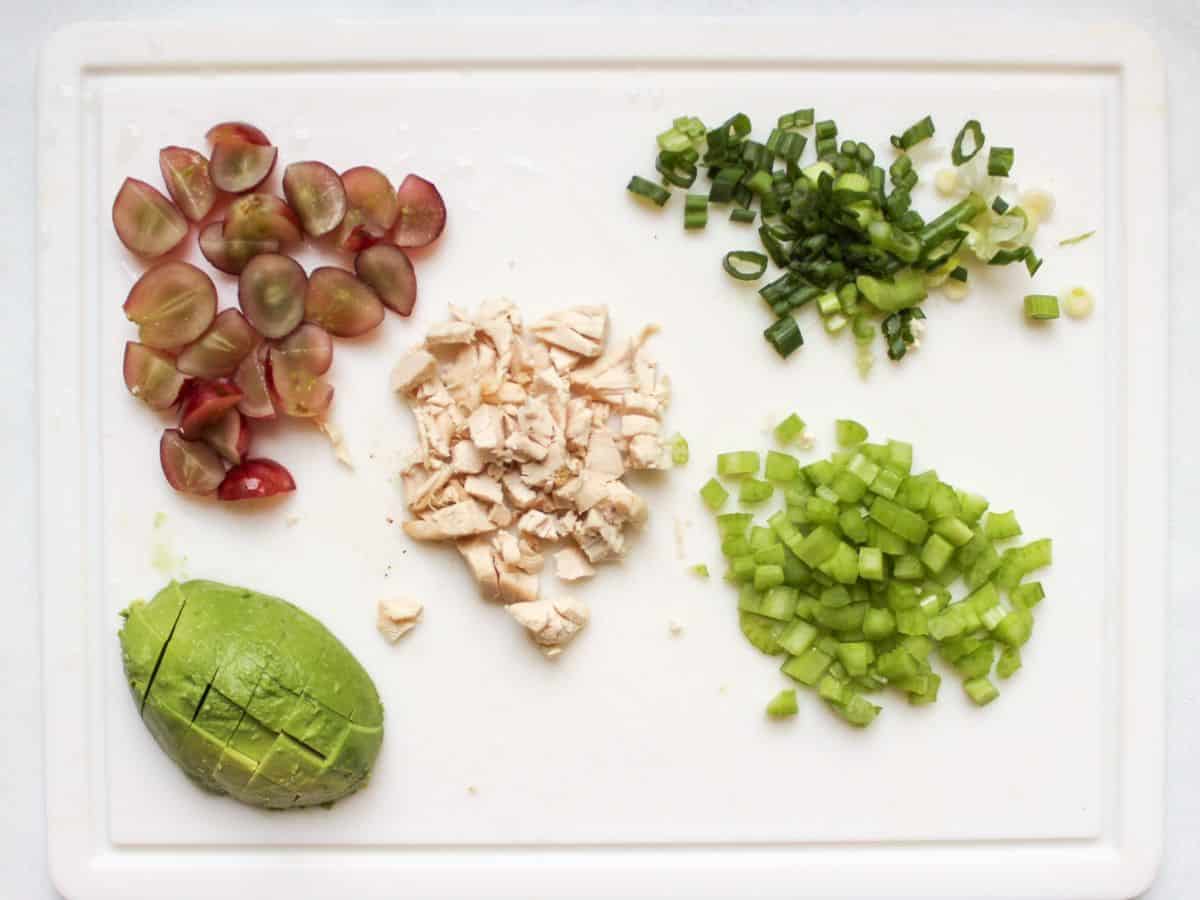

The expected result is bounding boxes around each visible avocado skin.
[118,580,384,810]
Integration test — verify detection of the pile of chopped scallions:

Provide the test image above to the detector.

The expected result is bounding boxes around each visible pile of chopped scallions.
[698,417,1052,727]
[626,111,1057,372]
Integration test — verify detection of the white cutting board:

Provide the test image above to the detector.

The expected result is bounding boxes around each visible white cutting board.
[36,18,1166,900]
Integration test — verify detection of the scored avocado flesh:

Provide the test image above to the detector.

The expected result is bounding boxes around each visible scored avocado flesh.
[118,580,384,810]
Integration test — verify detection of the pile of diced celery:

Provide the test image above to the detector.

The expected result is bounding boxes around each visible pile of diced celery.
[699,417,1051,727]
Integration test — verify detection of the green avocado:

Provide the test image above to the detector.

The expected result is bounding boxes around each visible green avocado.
[118,580,384,810]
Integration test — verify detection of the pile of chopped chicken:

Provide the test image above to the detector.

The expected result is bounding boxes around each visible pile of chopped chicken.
[391,299,671,657]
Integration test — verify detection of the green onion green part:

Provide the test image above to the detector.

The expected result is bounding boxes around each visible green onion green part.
[722,251,769,281]
[987,147,1015,177]
[626,175,670,207]
[890,115,935,151]
[951,120,985,165]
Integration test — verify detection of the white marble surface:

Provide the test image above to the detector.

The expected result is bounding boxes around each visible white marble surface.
[3,2,1195,898]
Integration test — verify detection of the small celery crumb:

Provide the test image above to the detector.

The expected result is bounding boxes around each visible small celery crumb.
[766,689,798,719]
[690,563,710,578]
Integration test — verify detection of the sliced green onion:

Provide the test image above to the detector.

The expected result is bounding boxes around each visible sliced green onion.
[1024,294,1060,320]
[656,127,691,154]
[626,175,670,207]
[1059,230,1096,247]
[684,193,708,230]
[730,208,757,224]
[950,120,985,166]
[779,109,814,130]
[1064,286,1095,319]
[890,115,935,151]
[656,150,697,188]
[987,146,1015,177]
[992,196,1010,215]
[764,316,804,358]
[745,170,774,196]
[722,250,769,281]
[948,266,968,283]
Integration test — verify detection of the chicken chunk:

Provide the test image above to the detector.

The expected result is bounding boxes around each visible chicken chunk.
[404,499,496,540]
[507,596,589,655]
[554,546,595,582]
[391,348,438,394]
[457,535,500,601]
[376,598,424,642]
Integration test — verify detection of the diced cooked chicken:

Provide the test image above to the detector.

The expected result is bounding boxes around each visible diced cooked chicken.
[457,535,500,601]
[468,404,504,451]
[391,348,438,393]
[554,546,595,582]
[464,474,505,506]
[532,306,608,357]
[404,499,496,540]
[393,300,669,658]
[376,598,424,642]
[425,320,477,345]
[507,595,589,655]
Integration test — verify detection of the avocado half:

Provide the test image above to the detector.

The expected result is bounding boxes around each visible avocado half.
[118,580,384,810]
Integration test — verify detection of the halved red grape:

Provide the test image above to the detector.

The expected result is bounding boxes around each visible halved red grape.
[198,221,279,275]
[176,309,258,378]
[238,253,307,339]
[268,344,335,418]
[200,408,252,464]
[234,344,275,419]
[282,161,346,238]
[218,458,296,501]
[304,267,385,337]
[274,323,333,375]
[160,428,226,496]
[209,140,277,194]
[335,166,398,251]
[158,147,215,222]
[123,261,217,350]
[178,380,243,438]
[112,177,188,258]
[123,342,185,409]
[205,121,270,147]
[354,244,417,316]
[223,194,302,244]
[392,174,446,248]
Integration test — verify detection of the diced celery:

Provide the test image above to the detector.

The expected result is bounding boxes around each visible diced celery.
[902,634,934,661]
[907,671,942,705]
[739,611,785,655]
[794,594,819,621]
[886,440,913,474]
[964,541,1001,590]
[830,693,881,727]
[895,608,929,636]
[869,497,930,544]
[956,529,988,568]
[920,533,955,573]
[867,521,911,555]
[997,646,1022,678]
[814,601,867,632]
[919,587,950,615]
[777,619,819,655]
[737,584,763,613]
[897,469,938,511]
[739,478,774,503]
[781,647,833,685]
[984,510,1022,540]
[721,535,750,558]
[815,484,840,505]
[858,546,885,581]
[803,459,836,486]
[939,634,982,664]
[886,581,920,611]
[820,585,852,608]
[753,544,786,567]
[965,582,1000,615]
[700,477,729,511]
[787,506,808,525]
[749,525,776,549]
[783,477,813,506]
[670,433,690,466]
[931,516,973,547]
[837,641,874,676]
[876,646,921,680]
[892,554,924,580]
[847,453,881,484]
[926,482,961,519]
[861,443,889,465]
[781,552,811,587]
[717,450,760,477]
[932,560,961,587]
[731,556,757,583]
[819,542,861,585]
[754,564,785,591]
[870,467,904,500]
[817,634,842,656]
[839,507,870,544]
[836,418,869,447]
[818,674,849,703]
[805,496,840,525]
[955,642,995,678]
[765,450,800,482]
[995,538,1053,589]
[963,676,999,706]
[760,585,798,620]
[831,470,868,503]
[994,607,1034,647]
[981,605,1007,630]
[795,525,840,566]
[957,490,990,524]
[862,607,896,640]
[766,689,799,718]
[774,413,807,444]
[1011,581,1045,609]
[716,513,753,539]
